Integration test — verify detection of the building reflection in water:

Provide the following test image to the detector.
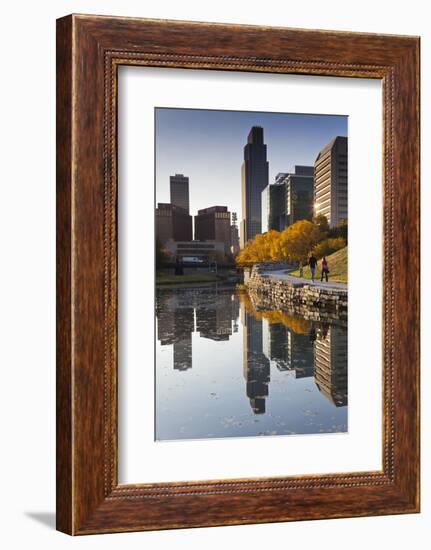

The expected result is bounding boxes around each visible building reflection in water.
[156,290,194,371]
[242,309,270,414]
[196,286,239,341]
[156,286,240,371]
[156,286,347,412]
[242,304,347,413]
[314,324,348,407]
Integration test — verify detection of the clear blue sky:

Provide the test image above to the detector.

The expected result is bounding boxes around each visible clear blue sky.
[155,108,347,218]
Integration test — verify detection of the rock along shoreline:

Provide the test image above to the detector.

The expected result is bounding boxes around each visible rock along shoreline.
[243,262,348,323]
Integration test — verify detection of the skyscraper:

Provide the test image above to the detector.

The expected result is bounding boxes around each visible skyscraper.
[170,173,190,213]
[314,136,348,227]
[194,206,231,254]
[240,127,269,246]
[261,166,314,232]
[230,212,240,256]
[261,178,287,233]
[285,166,314,225]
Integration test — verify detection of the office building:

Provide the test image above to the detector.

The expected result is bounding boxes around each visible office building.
[285,165,314,225]
[314,136,348,227]
[240,127,269,246]
[194,206,231,254]
[261,179,287,232]
[164,239,226,262]
[155,202,192,245]
[170,174,190,213]
[230,212,240,256]
[261,166,314,232]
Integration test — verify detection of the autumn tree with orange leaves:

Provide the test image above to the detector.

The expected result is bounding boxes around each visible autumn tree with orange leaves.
[236,219,345,266]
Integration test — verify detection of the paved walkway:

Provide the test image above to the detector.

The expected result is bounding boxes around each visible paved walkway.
[264,269,348,291]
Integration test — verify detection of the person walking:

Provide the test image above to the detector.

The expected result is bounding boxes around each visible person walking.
[308,254,317,282]
[321,256,329,282]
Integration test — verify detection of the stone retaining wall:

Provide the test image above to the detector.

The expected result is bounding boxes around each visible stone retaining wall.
[245,264,347,322]
[243,261,293,284]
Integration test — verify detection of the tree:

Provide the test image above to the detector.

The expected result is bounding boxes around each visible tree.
[156,238,170,268]
[235,219,326,266]
[312,237,346,259]
[280,220,323,264]
[313,214,330,235]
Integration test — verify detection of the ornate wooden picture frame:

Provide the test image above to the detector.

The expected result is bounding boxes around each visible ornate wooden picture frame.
[56,14,420,535]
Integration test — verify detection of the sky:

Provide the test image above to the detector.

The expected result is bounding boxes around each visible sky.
[155,108,348,219]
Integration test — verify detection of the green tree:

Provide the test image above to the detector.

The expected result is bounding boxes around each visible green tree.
[313,214,330,235]
[312,237,346,259]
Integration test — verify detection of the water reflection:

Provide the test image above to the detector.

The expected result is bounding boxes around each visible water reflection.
[156,284,347,441]
[242,311,270,414]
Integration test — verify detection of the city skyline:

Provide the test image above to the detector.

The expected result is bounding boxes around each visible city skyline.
[155,107,349,443]
[155,107,348,219]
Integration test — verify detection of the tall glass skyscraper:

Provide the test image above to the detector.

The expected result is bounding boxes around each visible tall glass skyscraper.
[240,127,269,246]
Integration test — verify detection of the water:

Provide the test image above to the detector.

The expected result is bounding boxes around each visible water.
[155,283,347,441]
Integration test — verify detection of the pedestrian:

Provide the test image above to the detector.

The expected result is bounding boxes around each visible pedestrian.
[321,256,329,282]
[308,254,317,282]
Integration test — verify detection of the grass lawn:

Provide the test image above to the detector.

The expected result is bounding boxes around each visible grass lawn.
[289,246,348,284]
[156,272,224,286]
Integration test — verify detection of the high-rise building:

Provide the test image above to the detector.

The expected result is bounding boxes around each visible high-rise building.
[261,166,314,232]
[314,136,348,227]
[240,127,269,246]
[261,178,287,232]
[170,174,190,213]
[155,202,192,245]
[285,166,314,225]
[194,206,231,254]
[230,212,240,256]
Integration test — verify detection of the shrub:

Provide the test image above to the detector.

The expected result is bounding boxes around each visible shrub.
[311,237,346,259]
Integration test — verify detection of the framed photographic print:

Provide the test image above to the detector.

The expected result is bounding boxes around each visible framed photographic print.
[56,14,420,535]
